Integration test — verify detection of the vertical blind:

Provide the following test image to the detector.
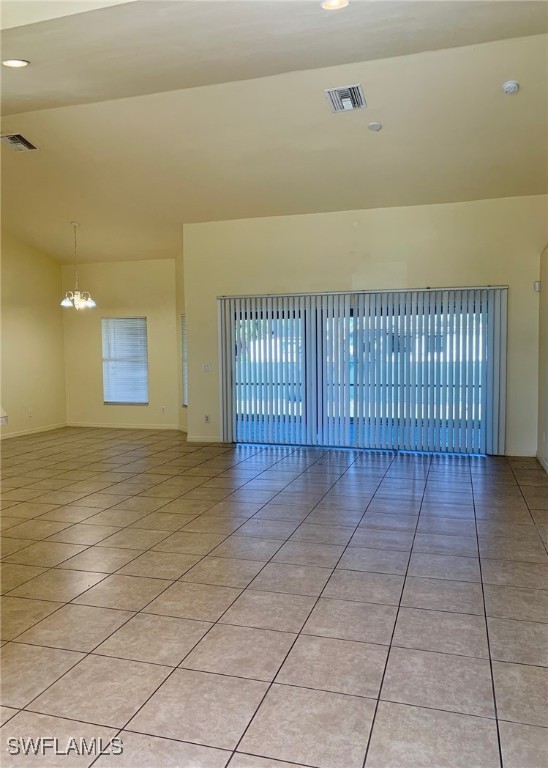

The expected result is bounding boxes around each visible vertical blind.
[219,288,507,454]
[102,317,149,404]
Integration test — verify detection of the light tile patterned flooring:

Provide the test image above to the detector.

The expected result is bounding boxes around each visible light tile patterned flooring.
[0,427,547,768]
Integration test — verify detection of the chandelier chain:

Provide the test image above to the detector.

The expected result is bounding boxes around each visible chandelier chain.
[60,221,96,309]
[73,221,79,291]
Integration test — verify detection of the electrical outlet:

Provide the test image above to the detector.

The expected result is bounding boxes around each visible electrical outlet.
[161,405,167,414]
[204,414,210,423]
[27,409,32,418]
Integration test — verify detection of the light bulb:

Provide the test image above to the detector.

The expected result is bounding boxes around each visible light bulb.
[60,297,73,307]
[86,297,97,308]
[321,0,349,10]
[2,59,30,68]
[73,291,86,310]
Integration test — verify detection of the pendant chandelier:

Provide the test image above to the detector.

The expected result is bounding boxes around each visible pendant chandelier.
[60,221,96,310]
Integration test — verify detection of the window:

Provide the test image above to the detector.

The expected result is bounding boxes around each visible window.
[102,318,148,404]
[181,315,188,407]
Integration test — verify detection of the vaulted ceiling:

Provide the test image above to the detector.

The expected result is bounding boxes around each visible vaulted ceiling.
[1,0,547,262]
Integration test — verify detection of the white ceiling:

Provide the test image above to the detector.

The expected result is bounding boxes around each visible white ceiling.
[1,1,547,263]
[0,1,136,31]
[2,0,547,114]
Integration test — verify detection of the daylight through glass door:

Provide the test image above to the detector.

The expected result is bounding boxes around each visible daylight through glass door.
[219,288,507,454]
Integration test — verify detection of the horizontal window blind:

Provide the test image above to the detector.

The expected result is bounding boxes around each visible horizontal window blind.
[102,317,149,404]
[219,287,507,454]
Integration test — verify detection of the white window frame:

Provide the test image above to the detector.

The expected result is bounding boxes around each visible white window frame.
[102,317,149,405]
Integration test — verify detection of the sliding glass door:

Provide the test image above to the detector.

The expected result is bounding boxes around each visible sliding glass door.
[219,288,507,454]
[319,291,486,452]
[219,296,308,445]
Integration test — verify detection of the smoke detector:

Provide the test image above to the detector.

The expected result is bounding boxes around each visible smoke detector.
[1,133,37,152]
[325,84,366,112]
[502,80,519,95]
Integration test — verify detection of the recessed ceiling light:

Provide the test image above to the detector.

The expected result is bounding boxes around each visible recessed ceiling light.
[502,80,519,95]
[2,59,30,68]
[368,122,383,132]
[321,0,349,10]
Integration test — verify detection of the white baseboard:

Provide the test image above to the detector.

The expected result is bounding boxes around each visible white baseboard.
[2,422,190,439]
[66,421,179,430]
[186,435,223,443]
[0,422,67,439]
[537,454,548,474]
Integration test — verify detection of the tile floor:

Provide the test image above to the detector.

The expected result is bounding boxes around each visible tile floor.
[0,427,547,768]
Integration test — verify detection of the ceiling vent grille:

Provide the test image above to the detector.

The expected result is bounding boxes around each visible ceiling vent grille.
[1,134,38,152]
[325,84,366,112]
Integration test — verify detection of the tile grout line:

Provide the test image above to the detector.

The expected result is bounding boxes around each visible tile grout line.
[360,451,434,768]
[4,440,318,767]
[2,441,297,639]
[506,460,548,558]
[117,445,352,749]
[81,441,340,767]
[2,431,546,766]
[225,449,399,767]
[471,457,504,768]
[81,444,352,767]
[13,442,305,718]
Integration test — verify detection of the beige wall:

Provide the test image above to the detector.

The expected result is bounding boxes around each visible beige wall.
[539,246,548,471]
[2,195,545,451]
[62,259,179,429]
[1,231,66,437]
[184,195,547,455]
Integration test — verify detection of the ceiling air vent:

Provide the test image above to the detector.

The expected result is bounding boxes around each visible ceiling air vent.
[1,133,37,152]
[325,84,366,112]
